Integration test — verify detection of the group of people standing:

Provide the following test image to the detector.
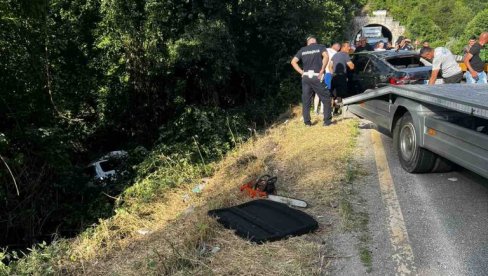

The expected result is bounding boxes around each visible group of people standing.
[355,36,416,52]
[290,36,353,126]
[291,31,488,126]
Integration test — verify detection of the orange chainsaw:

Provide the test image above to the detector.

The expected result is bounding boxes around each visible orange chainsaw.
[240,175,307,208]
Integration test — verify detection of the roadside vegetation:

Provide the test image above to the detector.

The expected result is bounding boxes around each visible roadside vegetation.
[0,0,365,263]
[367,0,488,55]
[3,108,361,275]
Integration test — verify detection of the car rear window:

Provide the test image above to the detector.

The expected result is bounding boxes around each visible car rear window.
[99,159,120,172]
[385,56,425,69]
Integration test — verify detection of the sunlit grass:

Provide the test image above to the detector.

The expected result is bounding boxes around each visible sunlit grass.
[6,107,361,275]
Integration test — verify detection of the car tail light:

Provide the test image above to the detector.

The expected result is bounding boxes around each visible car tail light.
[389,75,410,85]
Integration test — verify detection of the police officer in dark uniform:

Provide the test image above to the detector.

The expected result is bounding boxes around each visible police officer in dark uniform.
[291,36,332,126]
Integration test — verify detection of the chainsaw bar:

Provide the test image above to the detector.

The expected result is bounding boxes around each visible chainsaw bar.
[267,195,308,208]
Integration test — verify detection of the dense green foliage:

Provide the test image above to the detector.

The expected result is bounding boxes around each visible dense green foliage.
[368,0,488,53]
[0,0,364,256]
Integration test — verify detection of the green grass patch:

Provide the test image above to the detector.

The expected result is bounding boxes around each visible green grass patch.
[359,245,373,273]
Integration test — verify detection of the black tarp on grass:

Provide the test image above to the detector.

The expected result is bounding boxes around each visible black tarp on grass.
[208,199,318,243]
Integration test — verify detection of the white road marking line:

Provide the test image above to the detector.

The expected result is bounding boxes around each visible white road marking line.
[371,130,417,275]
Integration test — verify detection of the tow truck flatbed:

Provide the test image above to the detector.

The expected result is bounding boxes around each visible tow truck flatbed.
[344,84,488,119]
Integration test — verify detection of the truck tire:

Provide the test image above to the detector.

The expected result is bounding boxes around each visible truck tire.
[394,113,436,173]
[431,156,454,173]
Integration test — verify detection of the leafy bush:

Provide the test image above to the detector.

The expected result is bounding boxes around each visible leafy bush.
[457,8,488,57]
[158,106,248,162]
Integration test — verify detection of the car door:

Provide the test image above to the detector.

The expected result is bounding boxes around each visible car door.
[348,55,371,95]
[357,58,380,91]
[348,57,392,130]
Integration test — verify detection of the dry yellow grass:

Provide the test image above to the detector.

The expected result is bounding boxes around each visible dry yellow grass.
[53,107,359,275]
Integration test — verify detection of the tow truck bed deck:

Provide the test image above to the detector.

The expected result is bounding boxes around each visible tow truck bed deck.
[344,84,488,119]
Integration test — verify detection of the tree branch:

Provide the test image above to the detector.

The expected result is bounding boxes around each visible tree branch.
[0,154,19,196]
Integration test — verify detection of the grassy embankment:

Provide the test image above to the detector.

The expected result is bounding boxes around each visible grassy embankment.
[4,107,364,275]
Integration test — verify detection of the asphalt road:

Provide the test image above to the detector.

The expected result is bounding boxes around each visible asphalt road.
[359,122,488,276]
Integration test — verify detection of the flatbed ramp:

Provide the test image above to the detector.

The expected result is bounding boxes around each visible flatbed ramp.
[344,84,488,120]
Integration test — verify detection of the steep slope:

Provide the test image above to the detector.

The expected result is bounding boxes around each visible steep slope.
[7,108,361,275]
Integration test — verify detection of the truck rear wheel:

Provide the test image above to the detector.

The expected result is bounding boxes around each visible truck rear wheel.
[394,113,436,173]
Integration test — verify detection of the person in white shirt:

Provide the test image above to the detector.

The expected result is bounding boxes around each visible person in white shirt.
[420,47,463,84]
[314,42,340,114]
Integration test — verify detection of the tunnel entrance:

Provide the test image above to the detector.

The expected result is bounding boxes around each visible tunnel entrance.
[349,10,405,46]
[354,24,393,45]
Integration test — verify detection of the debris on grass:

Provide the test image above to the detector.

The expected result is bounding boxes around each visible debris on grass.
[136,229,152,236]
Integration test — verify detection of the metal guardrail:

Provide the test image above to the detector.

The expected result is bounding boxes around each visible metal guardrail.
[343,84,488,120]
